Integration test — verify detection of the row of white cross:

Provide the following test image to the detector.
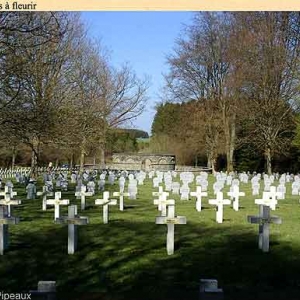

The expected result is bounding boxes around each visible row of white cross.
[0,178,284,255]
[152,183,285,254]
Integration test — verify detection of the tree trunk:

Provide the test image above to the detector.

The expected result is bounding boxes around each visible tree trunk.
[11,146,16,170]
[211,157,216,175]
[223,109,236,173]
[70,153,74,170]
[55,158,59,168]
[80,146,85,174]
[207,151,216,174]
[224,121,235,173]
[31,149,37,179]
[207,152,212,168]
[30,137,39,179]
[265,147,272,175]
[228,120,236,172]
[100,146,105,169]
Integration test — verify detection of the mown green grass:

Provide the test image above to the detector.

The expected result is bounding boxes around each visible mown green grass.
[1,176,300,300]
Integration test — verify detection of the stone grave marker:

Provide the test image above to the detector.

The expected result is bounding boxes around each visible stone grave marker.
[164,177,173,192]
[128,174,135,182]
[119,176,126,192]
[279,176,286,185]
[98,178,105,192]
[171,182,180,195]
[200,179,208,192]
[128,181,138,200]
[231,179,239,187]
[292,181,299,196]
[264,178,271,192]
[61,179,68,192]
[180,185,190,200]
[26,180,37,199]
[153,177,159,188]
[55,205,88,254]
[252,183,260,196]
[277,184,286,200]
[226,175,232,186]
[108,173,115,185]
[196,175,202,186]
[213,181,223,195]
[87,180,96,195]
[82,171,89,181]
[148,171,154,179]
[55,175,62,188]
[71,173,77,184]
[45,180,54,192]
[155,204,186,255]
[30,281,56,300]
[199,279,224,300]
[137,173,145,185]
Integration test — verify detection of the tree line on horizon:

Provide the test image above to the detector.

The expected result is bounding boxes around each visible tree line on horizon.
[150,12,300,174]
[0,12,150,175]
[1,12,300,175]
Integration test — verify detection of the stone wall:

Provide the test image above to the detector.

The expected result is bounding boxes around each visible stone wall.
[110,153,176,171]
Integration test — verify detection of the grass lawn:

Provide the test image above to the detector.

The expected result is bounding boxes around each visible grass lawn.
[1,175,300,300]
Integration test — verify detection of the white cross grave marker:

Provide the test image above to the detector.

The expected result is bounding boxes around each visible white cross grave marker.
[113,190,130,211]
[255,192,277,211]
[190,186,207,211]
[95,191,117,224]
[227,185,245,211]
[208,192,231,223]
[153,193,174,217]
[75,185,93,210]
[269,186,282,210]
[155,204,186,255]
[153,186,169,211]
[0,192,21,217]
[55,205,88,254]
[0,186,17,200]
[37,186,54,211]
[247,205,282,252]
[0,206,20,255]
[46,192,69,220]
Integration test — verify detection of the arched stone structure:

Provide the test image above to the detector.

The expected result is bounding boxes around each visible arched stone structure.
[110,153,176,171]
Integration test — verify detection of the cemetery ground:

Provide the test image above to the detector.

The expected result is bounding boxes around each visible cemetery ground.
[1,176,300,300]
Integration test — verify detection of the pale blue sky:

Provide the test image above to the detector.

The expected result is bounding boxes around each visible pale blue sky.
[81,12,195,134]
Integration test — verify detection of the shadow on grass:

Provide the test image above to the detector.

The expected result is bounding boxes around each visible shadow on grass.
[0,220,300,300]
